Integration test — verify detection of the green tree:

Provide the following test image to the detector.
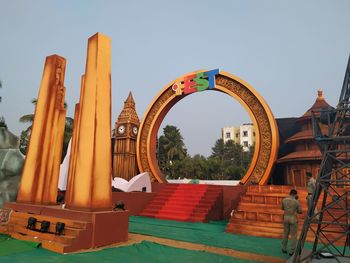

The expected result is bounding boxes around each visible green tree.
[19,98,73,161]
[165,156,193,179]
[19,130,29,155]
[158,133,252,181]
[224,140,244,167]
[61,117,73,161]
[209,139,246,180]
[0,117,6,128]
[165,154,209,180]
[244,144,255,169]
[207,157,226,180]
[224,165,245,180]
[158,125,187,164]
[19,99,68,124]
[191,154,208,180]
[211,138,225,161]
[157,125,188,178]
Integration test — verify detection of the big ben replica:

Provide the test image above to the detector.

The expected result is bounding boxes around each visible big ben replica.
[113,92,140,180]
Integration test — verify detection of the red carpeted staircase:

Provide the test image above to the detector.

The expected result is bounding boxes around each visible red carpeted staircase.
[139,184,223,222]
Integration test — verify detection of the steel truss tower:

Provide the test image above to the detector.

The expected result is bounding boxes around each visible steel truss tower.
[293,56,350,263]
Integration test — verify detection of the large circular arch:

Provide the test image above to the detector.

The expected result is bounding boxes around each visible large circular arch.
[136,70,279,185]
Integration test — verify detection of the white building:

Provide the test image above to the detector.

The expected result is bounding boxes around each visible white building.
[222,123,256,151]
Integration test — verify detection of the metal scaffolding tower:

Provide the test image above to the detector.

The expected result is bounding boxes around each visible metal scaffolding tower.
[292,55,350,262]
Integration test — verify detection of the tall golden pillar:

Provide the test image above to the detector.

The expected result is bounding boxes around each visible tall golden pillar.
[65,33,112,211]
[113,92,140,180]
[65,76,84,206]
[17,55,67,205]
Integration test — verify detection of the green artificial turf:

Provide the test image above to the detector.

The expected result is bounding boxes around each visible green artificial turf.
[0,234,40,256]
[129,216,303,260]
[1,216,320,262]
[0,240,258,263]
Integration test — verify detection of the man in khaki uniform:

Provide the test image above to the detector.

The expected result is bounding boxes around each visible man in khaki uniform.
[306,172,319,220]
[281,189,302,256]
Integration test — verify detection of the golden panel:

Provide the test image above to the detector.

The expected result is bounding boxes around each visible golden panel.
[65,33,112,211]
[136,70,279,185]
[17,55,67,204]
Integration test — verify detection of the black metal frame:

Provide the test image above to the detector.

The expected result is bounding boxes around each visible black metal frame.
[293,55,350,262]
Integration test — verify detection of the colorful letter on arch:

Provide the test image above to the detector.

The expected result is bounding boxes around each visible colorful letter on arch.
[172,69,219,96]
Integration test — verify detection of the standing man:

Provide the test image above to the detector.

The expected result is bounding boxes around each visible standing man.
[306,172,319,220]
[281,189,302,256]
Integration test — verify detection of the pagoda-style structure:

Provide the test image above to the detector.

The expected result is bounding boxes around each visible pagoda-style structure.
[277,90,334,186]
[113,92,140,180]
[227,90,348,242]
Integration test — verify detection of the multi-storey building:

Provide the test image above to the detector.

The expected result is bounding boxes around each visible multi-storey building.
[222,123,256,151]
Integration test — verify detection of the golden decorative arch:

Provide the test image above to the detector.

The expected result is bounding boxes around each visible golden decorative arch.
[136,70,279,185]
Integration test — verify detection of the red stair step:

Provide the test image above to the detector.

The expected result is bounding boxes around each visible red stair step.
[140,184,223,222]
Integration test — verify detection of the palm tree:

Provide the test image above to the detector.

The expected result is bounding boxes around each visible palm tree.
[159,125,187,163]
[19,99,69,127]
[19,98,73,160]
[157,125,187,179]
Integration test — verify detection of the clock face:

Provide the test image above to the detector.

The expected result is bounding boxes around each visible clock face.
[118,125,125,134]
[132,126,138,135]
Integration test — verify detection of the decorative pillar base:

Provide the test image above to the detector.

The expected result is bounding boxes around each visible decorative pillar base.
[4,202,128,253]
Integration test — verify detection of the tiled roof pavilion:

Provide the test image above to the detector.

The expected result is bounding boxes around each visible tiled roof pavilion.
[277,90,333,163]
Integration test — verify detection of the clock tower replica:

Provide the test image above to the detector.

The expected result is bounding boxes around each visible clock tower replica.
[113,92,140,180]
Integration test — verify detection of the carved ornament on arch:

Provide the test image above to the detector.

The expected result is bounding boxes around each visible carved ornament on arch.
[136,70,279,185]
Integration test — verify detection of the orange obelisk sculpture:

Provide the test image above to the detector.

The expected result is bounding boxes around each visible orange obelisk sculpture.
[65,33,112,211]
[65,76,84,206]
[17,55,67,205]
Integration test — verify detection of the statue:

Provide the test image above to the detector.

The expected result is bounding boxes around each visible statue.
[0,118,24,207]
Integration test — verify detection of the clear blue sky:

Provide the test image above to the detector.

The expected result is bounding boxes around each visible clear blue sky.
[0,0,349,156]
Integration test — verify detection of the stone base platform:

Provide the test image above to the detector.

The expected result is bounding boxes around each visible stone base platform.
[226,185,346,245]
[4,202,129,253]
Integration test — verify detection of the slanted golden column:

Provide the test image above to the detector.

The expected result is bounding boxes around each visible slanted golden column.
[65,76,84,206]
[17,55,67,205]
[65,103,80,206]
[65,33,112,211]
